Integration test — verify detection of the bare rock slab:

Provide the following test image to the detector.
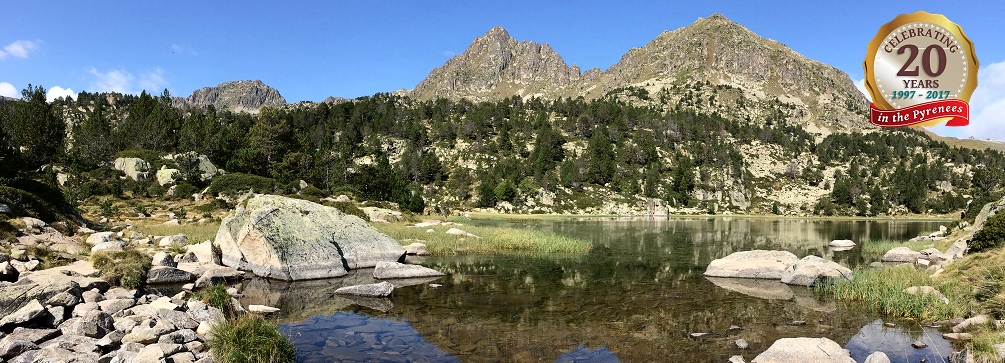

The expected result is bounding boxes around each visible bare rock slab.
[704,250,799,279]
[373,262,446,279]
[751,337,855,363]
[335,281,395,297]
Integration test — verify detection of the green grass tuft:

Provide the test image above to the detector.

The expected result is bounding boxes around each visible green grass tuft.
[208,314,296,363]
[90,249,151,289]
[24,245,73,270]
[823,264,969,322]
[194,284,235,318]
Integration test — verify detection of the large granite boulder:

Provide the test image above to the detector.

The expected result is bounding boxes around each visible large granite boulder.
[215,195,405,280]
[704,250,799,279]
[780,256,853,287]
[752,337,856,363]
[113,157,150,181]
[882,247,923,263]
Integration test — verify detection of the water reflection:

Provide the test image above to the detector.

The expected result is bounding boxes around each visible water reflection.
[248,218,949,362]
[281,312,460,363]
[845,320,953,362]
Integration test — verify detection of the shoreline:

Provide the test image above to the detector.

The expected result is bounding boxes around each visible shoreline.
[459,212,957,223]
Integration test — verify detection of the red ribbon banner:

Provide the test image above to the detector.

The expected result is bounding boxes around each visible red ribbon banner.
[869,99,970,127]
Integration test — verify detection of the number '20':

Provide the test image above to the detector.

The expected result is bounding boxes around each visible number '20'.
[897,45,947,77]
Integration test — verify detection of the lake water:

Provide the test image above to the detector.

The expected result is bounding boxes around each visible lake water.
[240,217,958,363]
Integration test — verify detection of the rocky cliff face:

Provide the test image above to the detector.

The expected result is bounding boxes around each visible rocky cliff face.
[174,80,286,113]
[411,15,872,132]
[412,26,584,101]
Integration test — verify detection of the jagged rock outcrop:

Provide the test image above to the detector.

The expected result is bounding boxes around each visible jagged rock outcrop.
[173,80,285,113]
[214,195,405,281]
[412,26,583,101]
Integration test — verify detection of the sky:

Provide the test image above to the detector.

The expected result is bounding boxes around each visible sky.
[1,1,1003,140]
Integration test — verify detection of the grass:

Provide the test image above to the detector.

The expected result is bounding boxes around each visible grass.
[823,264,970,322]
[208,314,296,363]
[133,220,221,244]
[24,245,74,270]
[90,249,151,289]
[194,284,236,318]
[860,239,955,259]
[373,221,591,255]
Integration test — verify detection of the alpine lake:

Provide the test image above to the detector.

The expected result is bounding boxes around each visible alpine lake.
[238,217,957,363]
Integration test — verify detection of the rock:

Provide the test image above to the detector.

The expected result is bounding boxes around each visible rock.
[134,343,167,363]
[0,336,38,358]
[916,259,931,268]
[10,327,58,344]
[113,157,150,181]
[445,228,479,238]
[863,351,891,363]
[780,255,853,287]
[0,203,9,214]
[689,332,709,339]
[403,242,431,256]
[196,321,213,336]
[703,250,799,279]
[69,310,114,338]
[44,306,67,327]
[787,320,806,326]
[215,195,405,280]
[912,340,928,349]
[882,247,923,263]
[993,343,1005,362]
[903,286,950,304]
[0,261,18,282]
[751,337,855,363]
[334,194,351,202]
[90,240,125,253]
[942,333,972,341]
[86,232,118,245]
[735,338,749,349]
[949,347,975,363]
[945,241,968,260]
[194,267,244,288]
[185,240,220,264]
[149,297,181,311]
[705,276,794,300]
[0,299,46,328]
[152,252,177,267]
[82,290,103,303]
[158,309,199,330]
[97,298,135,315]
[164,219,180,225]
[122,329,159,344]
[157,168,180,186]
[335,281,395,297]
[147,266,196,284]
[952,315,989,333]
[20,217,46,233]
[159,234,189,247]
[158,329,198,344]
[729,356,746,363]
[373,261,446,279]
[162,152,221,182]
[248,305,280,314]
[828,239,855,248]
[170,351,198,363]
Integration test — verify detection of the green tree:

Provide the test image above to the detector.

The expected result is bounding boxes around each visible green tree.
[494,179,517,203]
[585,127,614,185]
[69,104,114,170]
[8,85,65,169]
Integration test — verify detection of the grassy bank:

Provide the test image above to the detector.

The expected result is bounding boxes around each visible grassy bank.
[132,220,221,244]
[373,222,591,255]
[860,239,956,259]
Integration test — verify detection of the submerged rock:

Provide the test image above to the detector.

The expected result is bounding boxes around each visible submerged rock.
[780,256,853,287]
[703,250,799,279]
[215,195,405,280]
[863,352,890,363]
[335,281,395,297]
[751,337,855,363]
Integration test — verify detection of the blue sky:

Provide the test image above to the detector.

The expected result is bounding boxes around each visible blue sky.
[1,1,1003,139]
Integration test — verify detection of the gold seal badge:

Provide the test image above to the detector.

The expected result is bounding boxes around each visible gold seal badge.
[863,11,979,127]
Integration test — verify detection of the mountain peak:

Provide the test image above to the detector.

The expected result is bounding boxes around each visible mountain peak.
[175,79,285,113]
[484,26,511,38]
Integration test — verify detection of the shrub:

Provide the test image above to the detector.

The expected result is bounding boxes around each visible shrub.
[322,200,369,221]
[25,245,73,270]
[299,186,326,202]
[971,212,1005,252]
[196,199,233,213]
[98,200,119,217]
[208,173,279,198]
[90,250,151,289]
[170,182,199,201]
[208,315,296,363]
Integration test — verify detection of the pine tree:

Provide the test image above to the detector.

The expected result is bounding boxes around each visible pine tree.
[9,85,65,170]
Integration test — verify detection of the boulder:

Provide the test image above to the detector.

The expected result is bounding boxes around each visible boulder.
[903,286,950,304]
[248,305,280,314]
[945,241,968,260]
[86,232,118,245]
[10,327,59,344]
[949,348,975,363]
[403,242,431,256]
[335,281,395,297]
[159,234,189,247]
[373,262,446,279]
[194,267,244,288]
[185,241,220,264]
[113,157,150,181]
[69,310,114,338]
[0,336,37,359]
[0,299,46,328]
[90,240,125,253]
[864,352,891,363]
[215,195,405,280]
[446,228,478,238]
[780,256,853,287]
[952,315,989,333]
[157,167,180,186]
[163,152,221,182]
[882,247,923,263]
[704,250,799,279]
[751,337,855,363]
[147,266,196,284]
[152,252,176,267]
[828,239,855,248]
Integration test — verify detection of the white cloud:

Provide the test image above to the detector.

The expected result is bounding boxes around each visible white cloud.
[0,40,39,60]
[171,44,197,56]
[46,86,76,102]
[88,67,169,94]
[927,61,1005,141]
[854,78,871,102]
[0,82,18,98]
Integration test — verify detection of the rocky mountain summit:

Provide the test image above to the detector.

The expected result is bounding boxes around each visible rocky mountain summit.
[173,80,285,113]
[412,26,586,101]
[411,14,871,133]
